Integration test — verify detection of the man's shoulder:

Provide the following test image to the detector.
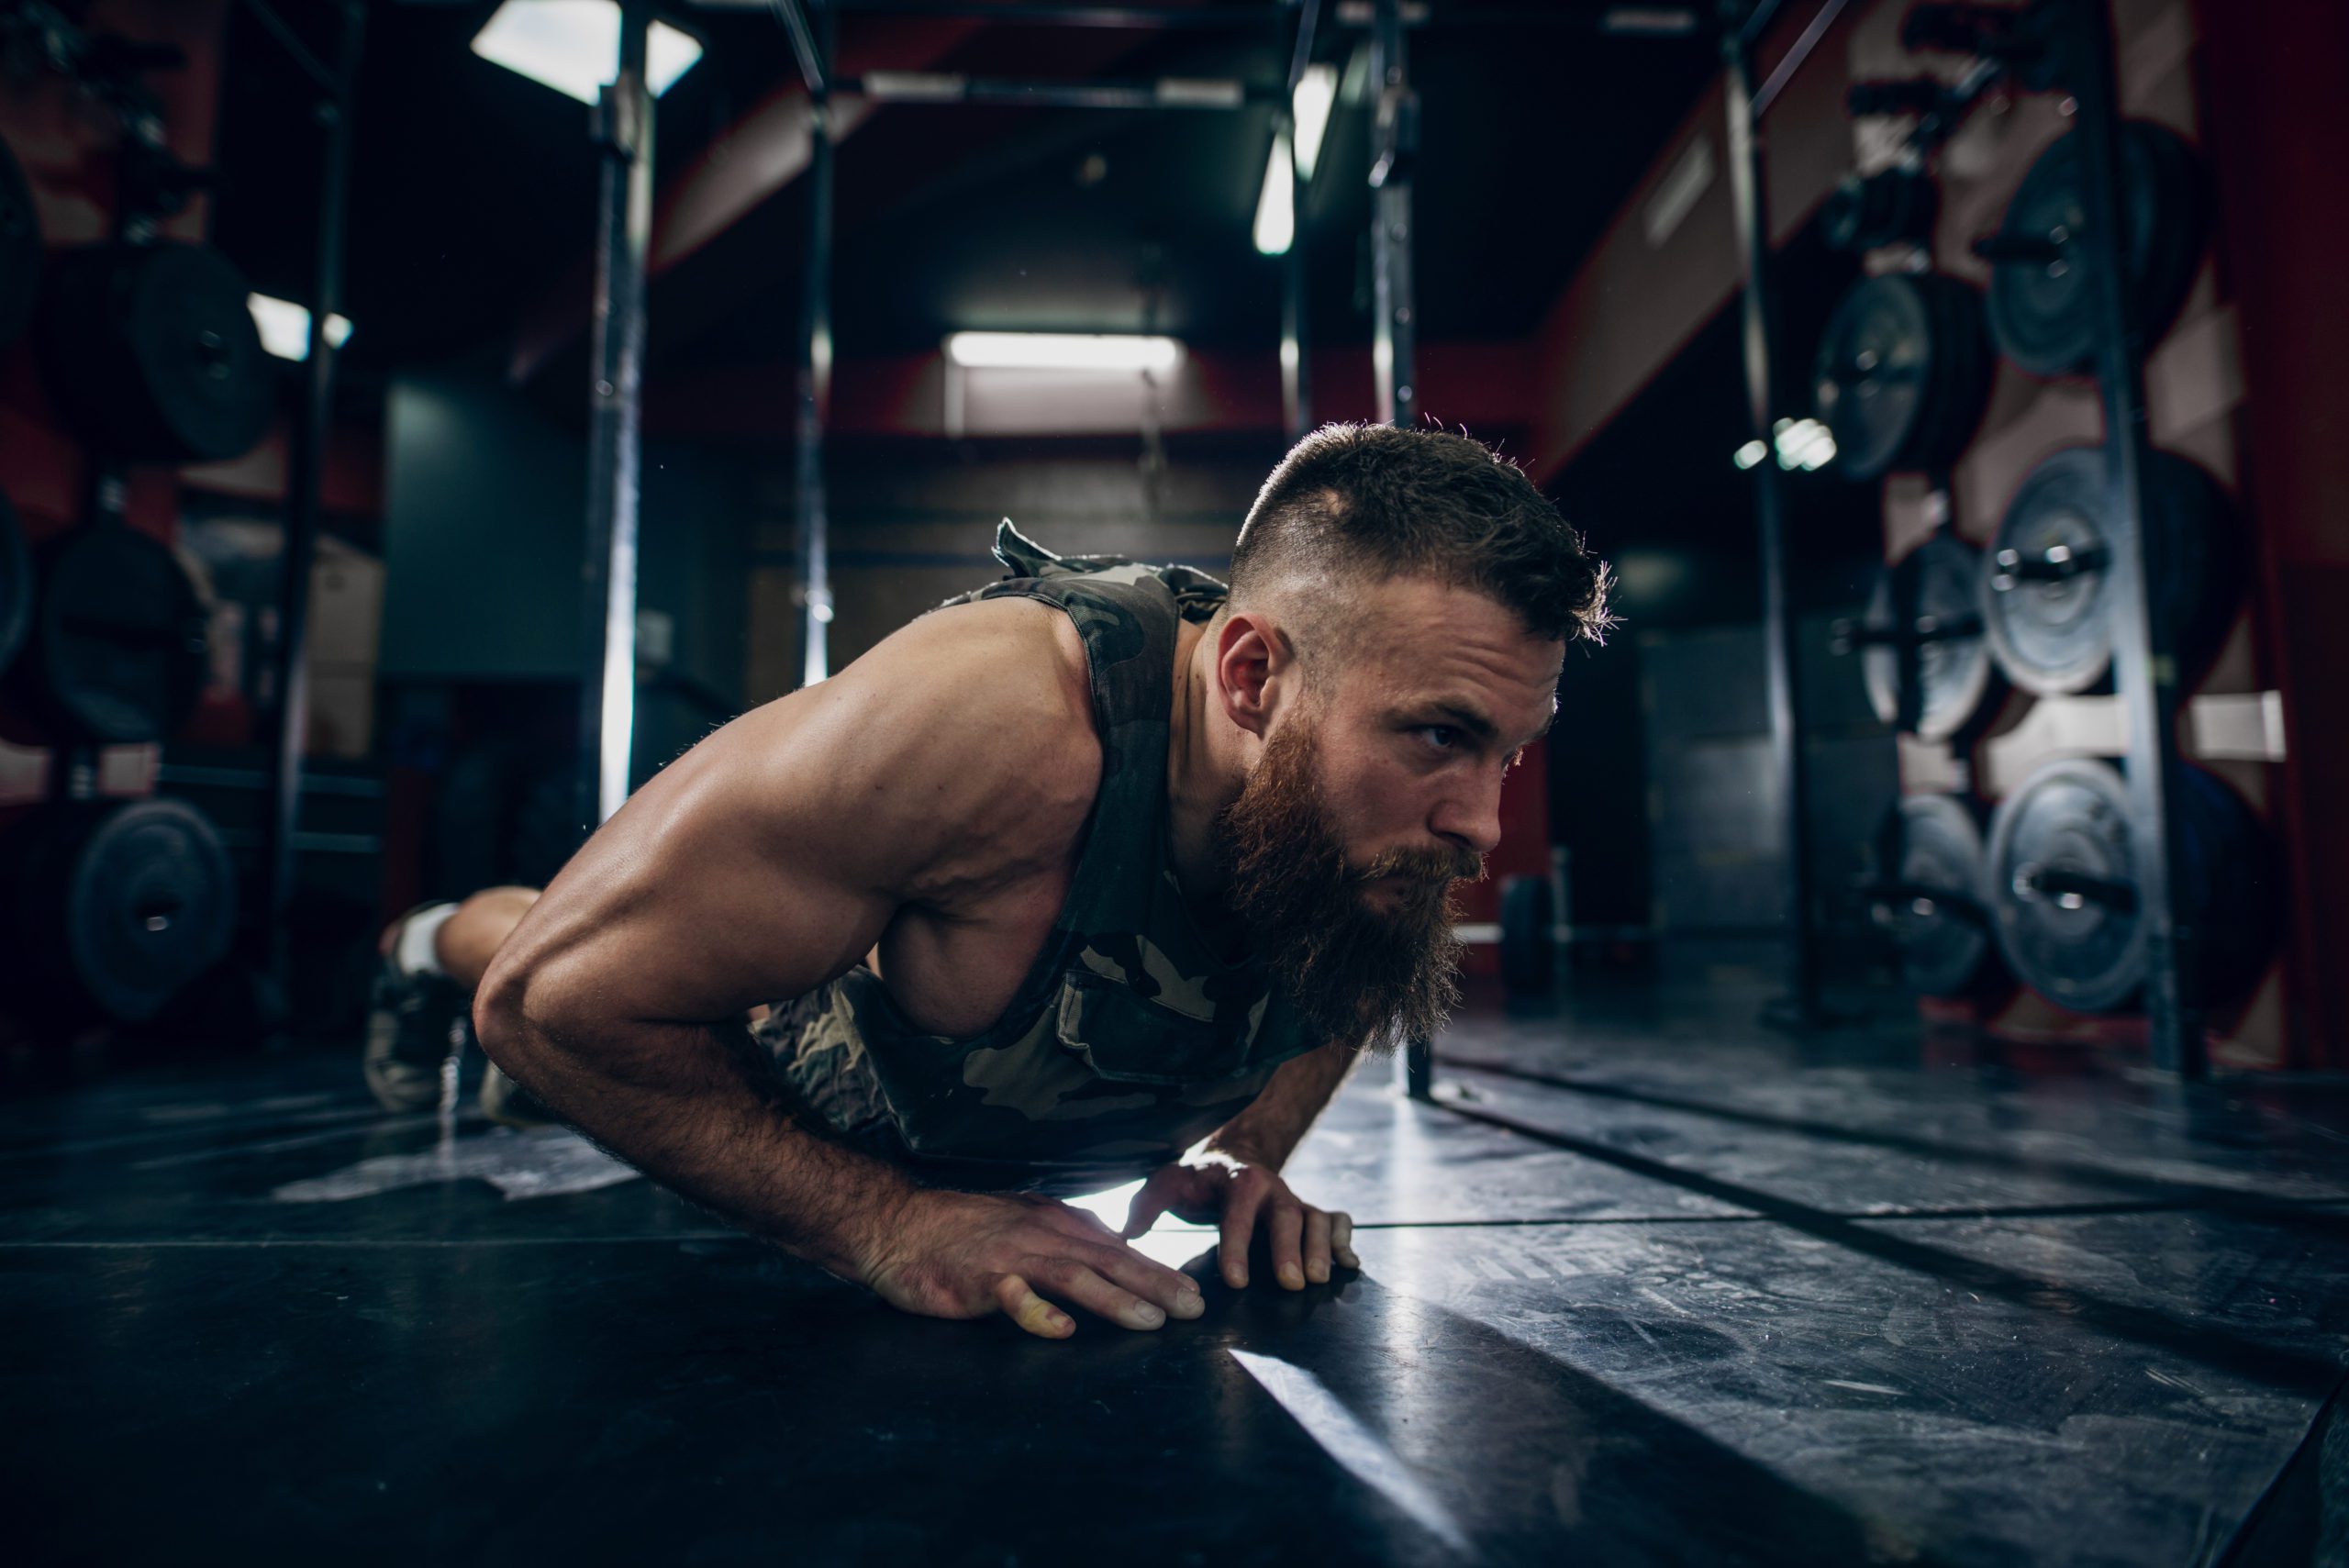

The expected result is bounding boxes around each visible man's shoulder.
[848,595,1102,862]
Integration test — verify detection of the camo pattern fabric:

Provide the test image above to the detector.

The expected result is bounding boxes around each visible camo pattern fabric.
[752,521,1319,1196]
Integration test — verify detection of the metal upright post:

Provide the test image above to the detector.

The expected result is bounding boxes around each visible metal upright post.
[1281,0,1321,443]
[793,7,838,688]
[2060,0,2199,1073]
[1370,0,1431,1097]
[1724,5,1825,1025]
[261,1,363,1017]
[1280,112,1311,443]
[578,0,655,831]
[1367,0,1416,429]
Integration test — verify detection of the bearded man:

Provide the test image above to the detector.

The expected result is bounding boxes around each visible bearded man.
[368,423,1611,1340]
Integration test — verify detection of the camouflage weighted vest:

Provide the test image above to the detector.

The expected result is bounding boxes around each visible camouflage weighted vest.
[757,522,1319,1195]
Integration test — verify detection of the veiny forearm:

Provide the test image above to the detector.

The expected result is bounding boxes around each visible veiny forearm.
[482,1001,914,1280]
[1205,1040,1359,1171]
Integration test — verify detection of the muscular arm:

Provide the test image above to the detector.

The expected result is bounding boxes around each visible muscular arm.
[1205,1040,1361,1171]
[473,601,1181,1327]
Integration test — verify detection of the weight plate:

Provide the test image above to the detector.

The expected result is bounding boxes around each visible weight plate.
[1985,121,2206,377]
[1987,760,2143,1013]
[1813,273,1991,481]
[1497,874,1554,999]
[36,242,274,463]
[1860,531,2000,740]
[1980,447,2234,697]
[0,487,29,679]
[0,135,39,350]
[1986,759,2276,1016]
[15,523,209,743]
[1871,795,1999,999]
[1,797,238,1022]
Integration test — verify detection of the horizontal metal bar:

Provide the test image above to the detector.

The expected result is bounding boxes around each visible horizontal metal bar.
[813,0,1658,28]
[216,828,383,855]
[1452,922,1656,945]
[844,72,1272,107]
[160,764,385,799]
[817,1,1288,26]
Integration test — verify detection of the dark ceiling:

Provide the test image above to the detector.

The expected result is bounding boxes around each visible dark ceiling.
[211,2,1721,416]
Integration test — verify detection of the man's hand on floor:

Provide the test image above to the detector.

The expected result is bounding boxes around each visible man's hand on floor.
[1120,1156,1359,1292]
[857,1189,1207,1340]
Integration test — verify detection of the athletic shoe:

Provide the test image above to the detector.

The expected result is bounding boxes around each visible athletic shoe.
[362,905,471,1114]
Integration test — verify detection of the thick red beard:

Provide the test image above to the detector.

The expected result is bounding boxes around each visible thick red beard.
[1210,718,1481,1052]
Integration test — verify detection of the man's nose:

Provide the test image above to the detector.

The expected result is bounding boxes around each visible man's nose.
[1430,772,1506,858]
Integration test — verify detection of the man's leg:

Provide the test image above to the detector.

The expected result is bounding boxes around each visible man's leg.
[362,887,540,1115]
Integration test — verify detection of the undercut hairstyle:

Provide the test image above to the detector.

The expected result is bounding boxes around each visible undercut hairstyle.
[1228,423,1613,663]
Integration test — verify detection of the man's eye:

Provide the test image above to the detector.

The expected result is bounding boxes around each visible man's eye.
[1417,726,1463,751]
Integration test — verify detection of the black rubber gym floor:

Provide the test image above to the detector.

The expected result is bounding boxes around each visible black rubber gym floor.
[5,981,2345,1565]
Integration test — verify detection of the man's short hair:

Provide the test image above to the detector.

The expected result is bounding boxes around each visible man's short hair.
[1229,423,1613,657]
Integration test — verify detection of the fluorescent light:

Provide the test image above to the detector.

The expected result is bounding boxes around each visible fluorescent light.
[1253,133,1295,256]
[1733,439,1767,471]
[472,1,703,106]
[1773,417,1836,471]
[943,332,1183,373]
[249,294,352,361]
[1293,62,1338,181]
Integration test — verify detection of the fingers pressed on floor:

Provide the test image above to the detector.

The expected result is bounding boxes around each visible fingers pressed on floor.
[1303,1207,1334,1284]
[1038,1257,1167,1331]
[1085,1242,1206,1319]
[1219,1186,1267,1289]
[1332,1212,1359,1270]
[1268,1202,1307,1290]
[993,1273,1074,1340]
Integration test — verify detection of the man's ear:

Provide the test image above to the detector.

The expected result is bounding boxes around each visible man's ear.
[1213,610,1294,739]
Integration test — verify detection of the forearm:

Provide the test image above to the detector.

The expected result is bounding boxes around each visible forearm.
[1204,1041,1359,1171]
[479,1000,913,1279]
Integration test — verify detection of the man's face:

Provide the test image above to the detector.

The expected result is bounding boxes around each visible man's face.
[1213,578,1564,1051]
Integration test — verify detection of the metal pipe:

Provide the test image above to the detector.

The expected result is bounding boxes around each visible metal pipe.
[841,72,1267,108]
[822,1,1293,26]
[1281,117,1311,442]
[771,0,829,97]
[1283,0,1319,441]
[1723,12,1825,1023]
[578,0,655,829]
[261,0,362,1017]
[1749,0,1854,121]
[2058,0,2199,1073]
[1368,0,1416,429]
[1288,0,1325,95]
[798,8,838,689]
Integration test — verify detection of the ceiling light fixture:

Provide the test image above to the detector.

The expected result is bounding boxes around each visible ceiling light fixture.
[249,294,353,362]
[1253,134,1295,256]
[943,332,1184,373]
[471,1,704,106]
[1293,62,1338,181]
[1254,63,1339,258]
